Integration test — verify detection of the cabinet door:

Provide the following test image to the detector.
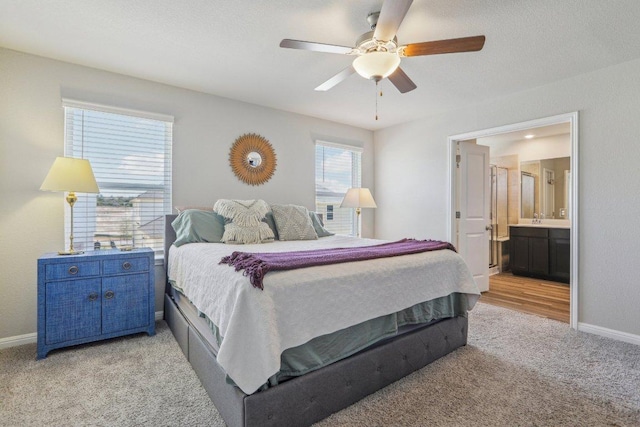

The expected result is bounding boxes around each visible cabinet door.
[550,237,571,282]
[510,236,530,273]
[529,237,550,275]
[102,273,149,334]
[45,278,102,344]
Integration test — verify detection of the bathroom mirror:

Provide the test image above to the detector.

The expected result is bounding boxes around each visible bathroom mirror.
[520,157,570,219]
[521,173,535,218]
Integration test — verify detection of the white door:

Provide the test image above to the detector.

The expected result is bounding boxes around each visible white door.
[458,141,491,292]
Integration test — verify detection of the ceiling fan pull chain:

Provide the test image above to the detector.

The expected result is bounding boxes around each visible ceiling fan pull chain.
[375,80,379,120]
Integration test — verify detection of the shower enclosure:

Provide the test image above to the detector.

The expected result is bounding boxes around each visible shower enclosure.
[490,165,509,268]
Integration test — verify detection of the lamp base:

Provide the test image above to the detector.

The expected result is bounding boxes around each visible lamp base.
[57,250,84,256]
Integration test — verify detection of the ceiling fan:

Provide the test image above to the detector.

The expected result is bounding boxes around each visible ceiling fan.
[280,0,485,93]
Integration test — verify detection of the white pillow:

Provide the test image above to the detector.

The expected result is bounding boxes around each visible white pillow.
[214,199,274,244]
[271,204,318,241]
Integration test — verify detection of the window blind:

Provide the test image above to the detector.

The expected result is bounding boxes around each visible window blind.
[63,100,173,256]
[314,141,362,235]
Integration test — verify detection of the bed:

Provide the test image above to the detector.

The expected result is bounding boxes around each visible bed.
[163,213,479,426]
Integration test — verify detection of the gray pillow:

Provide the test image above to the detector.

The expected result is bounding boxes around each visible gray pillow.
[264,211,280,241]
[271,204,318,241]
[309,212,334,237]
[171,209,225,247]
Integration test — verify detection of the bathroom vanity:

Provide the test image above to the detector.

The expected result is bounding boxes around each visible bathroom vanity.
[509,225,570,283]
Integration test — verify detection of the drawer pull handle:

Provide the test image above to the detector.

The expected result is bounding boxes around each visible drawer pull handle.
[88,293,98,301]
[122,262,132,270]
[68,266,79,275]
[105,290,115,300]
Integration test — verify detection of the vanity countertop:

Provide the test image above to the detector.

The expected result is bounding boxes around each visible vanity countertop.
[510,223,571,229]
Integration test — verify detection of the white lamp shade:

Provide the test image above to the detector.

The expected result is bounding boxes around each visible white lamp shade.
[40,157,100,193]
[340,188,377,209]
[352,52,401,80]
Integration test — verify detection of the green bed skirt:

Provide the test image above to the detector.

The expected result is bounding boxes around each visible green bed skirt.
[192,289,470,390]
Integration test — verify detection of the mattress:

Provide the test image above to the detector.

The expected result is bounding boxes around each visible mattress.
[168,235,480,394]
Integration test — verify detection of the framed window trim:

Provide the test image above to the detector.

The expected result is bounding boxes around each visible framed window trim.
[62,99,174,123]
[314,140,363,236]
[62,99,173,259]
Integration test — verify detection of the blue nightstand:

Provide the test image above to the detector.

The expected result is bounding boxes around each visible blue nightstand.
[37,248,155,359]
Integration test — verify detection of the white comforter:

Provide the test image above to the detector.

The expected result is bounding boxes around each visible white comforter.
[168,235,480,394]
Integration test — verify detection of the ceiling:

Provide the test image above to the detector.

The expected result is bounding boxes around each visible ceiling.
[478,123,570,146]
[2,0,640,131]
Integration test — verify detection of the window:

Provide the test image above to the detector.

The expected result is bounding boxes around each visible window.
[315,141,362,235]
[63,99,173,256]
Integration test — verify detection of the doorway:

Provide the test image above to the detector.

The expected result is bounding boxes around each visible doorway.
[489,164,508,271]
[447,112,579,328]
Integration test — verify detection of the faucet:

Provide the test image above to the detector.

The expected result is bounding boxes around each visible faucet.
[532,213,544,224]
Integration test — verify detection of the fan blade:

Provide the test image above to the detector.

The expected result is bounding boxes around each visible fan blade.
[280,39,354,55]
[374,0,413,42]
[388,67,417,93]
[403,35,486,57]
[315,66,356,91]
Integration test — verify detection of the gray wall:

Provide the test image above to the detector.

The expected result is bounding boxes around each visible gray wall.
[374,57,640,337]
[0,48,374,340]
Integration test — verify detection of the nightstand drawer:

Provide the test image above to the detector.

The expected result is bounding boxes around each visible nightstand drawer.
[45,260,101,281]
[103,256,150,275]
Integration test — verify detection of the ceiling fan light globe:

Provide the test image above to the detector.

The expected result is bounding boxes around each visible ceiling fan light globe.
[352,52,401,80]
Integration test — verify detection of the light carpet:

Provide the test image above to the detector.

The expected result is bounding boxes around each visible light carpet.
[2,303,639,426]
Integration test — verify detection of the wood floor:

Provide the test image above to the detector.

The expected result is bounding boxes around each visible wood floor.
[482,273,570,323]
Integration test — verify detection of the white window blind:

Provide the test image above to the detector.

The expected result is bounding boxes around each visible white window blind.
[63,100,173,256]
[315,141,362,235]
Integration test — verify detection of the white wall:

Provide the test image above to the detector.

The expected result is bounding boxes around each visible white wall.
[0,48,373,340]
[375,57,640,337]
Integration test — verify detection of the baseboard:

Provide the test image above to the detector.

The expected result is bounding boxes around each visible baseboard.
[578,322,640,346]
[0,332,37,349]
[0,311,165,350]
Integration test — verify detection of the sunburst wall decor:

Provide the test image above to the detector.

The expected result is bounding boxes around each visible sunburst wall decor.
[229,133,277,186]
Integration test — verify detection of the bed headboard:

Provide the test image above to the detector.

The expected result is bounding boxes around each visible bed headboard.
[164,214,178,273]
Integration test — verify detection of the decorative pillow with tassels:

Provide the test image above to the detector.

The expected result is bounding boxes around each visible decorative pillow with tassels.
[214,199,275,244]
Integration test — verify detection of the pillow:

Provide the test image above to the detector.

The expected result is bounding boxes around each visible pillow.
[271,204,318,241]
[214,199,274,244]
[175,206,212,213]
[309,212,334,237]
[264,211,280,241]
[171,209,225,247]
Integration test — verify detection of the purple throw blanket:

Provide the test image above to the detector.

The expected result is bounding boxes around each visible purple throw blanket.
[219,238,456,290]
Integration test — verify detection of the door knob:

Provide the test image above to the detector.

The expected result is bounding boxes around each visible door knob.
[485,225,493,230]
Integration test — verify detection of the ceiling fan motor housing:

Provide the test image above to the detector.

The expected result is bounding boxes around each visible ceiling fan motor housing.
[356,31,398,53]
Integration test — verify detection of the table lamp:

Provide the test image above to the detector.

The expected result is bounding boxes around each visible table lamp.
[40,157,99,255]
[340,187,377,237]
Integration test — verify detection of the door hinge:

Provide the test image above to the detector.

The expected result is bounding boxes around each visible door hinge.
[456,211,460,219]
[456,154,461,168]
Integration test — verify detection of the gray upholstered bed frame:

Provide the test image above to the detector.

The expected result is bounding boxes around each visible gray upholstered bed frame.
[163,214,468,427]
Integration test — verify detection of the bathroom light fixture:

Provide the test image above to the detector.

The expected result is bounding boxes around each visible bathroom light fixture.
[525,134,535,139]
[352,51,401,81]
